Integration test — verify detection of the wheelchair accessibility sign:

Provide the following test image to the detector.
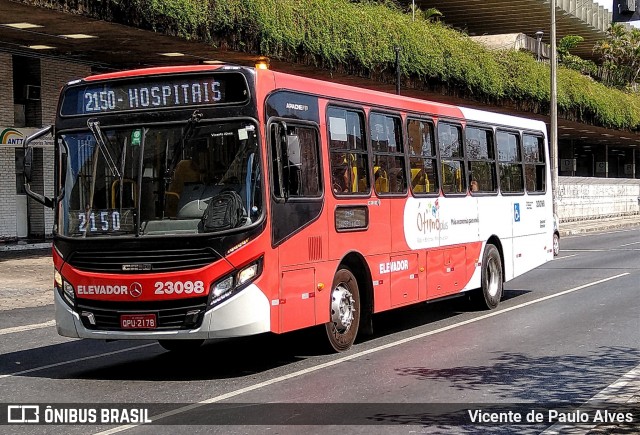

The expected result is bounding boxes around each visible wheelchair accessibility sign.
[514,203,521,222]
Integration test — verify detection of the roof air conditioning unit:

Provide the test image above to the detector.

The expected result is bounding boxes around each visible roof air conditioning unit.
[24,85,41,101]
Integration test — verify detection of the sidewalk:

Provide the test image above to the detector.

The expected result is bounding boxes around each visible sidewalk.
[559,214,640,237]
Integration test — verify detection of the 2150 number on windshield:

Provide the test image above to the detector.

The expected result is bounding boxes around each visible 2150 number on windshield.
[78,211,121,232]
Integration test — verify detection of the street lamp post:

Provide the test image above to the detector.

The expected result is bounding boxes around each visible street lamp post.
[535,30,544,61]
[550,1,558,216]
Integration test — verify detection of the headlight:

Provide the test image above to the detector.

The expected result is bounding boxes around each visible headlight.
[209,258,263,307]
[54,269,75,306]
[212,276,234,298]
[54,269,62,288]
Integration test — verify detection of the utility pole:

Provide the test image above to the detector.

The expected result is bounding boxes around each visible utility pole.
[395,47,401,95]
[550,0,558,216]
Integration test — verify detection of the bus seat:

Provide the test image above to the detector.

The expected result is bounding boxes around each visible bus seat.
[350,166,358,192]
[411,168,426,193]
[111,179,137,208]
[388,167,404,193]
[166,160,201,216]
[374,166,389,193]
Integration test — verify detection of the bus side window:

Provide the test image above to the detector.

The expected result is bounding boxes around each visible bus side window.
[465,126,497,193]
[407,118,438,194]
[438,123,465,194]
[497,131,524,194]
[523,134,546,193]
[328,107,369,195]
[370,112,406,195]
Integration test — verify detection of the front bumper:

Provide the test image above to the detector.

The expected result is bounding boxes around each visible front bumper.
[55,283,271,340]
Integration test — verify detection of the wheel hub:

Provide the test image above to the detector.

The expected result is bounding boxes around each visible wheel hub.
[487,258,500,297]
[330,284,355,332]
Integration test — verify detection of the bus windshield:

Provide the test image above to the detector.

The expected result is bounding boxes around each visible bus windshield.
[58,120,262,237]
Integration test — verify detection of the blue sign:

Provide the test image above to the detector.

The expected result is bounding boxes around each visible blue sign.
[514,203,521,222]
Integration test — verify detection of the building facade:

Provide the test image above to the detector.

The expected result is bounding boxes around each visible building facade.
[0,52,90,241]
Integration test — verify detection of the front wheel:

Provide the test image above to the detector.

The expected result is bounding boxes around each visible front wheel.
[158,339,204,352]
[471,244,503,310]
[325,268,360,352]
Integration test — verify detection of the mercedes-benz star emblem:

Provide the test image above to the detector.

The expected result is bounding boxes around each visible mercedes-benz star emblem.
[129,282,143,298]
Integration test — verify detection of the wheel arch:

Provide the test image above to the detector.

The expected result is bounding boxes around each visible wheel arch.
[338,251,374,332]
[486,235,505,281]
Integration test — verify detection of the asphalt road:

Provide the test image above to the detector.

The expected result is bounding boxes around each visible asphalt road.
[0,228,639,434]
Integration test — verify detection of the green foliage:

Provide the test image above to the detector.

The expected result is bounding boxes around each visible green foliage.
[91,0,640,129]
[594,23,640,90]
[419,7,443,22]
[557,35,584,61]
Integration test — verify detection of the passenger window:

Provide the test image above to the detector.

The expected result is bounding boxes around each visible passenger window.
[438,123,465,194]
[370,112,406,194]
[523,134,546,193]
[496,131,524,193]
[328,107,370,195]
[466,127,497,193]
[407,119,438,194]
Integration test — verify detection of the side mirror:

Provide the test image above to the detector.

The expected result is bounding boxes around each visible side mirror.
[23,126,54,209]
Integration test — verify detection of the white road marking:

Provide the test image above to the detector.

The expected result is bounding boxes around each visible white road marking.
[541,362,640,435]
[563,228,640,239]
[0,320,55,336]
[563,249,640,252]
[94,272,630,434]
[0,343,156,380]
[619,241,640,247]
[553,254,578,260]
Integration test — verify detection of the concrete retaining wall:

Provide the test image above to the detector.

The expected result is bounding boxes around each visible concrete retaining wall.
[557,176,640,222]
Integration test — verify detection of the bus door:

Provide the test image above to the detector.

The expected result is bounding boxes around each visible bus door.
[269,119,326,332]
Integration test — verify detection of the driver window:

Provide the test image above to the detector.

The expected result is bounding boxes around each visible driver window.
[271,124,322,198]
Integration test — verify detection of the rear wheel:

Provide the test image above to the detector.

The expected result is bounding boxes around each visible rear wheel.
[472,244,503,310]
[158,339,204,352]
[325,268,360,352]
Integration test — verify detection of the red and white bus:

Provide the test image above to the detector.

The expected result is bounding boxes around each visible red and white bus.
[24,64,554,352]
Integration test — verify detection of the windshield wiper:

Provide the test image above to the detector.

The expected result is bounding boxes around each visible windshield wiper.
[87,118,121,178]
[165,110,204,179]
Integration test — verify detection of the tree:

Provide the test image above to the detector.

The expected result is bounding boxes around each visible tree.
[558,35,584,62]
[594,23,640,90]
[557,35,597,77]
[421,8,443,22]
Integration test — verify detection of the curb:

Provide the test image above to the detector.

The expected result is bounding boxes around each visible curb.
[560,222,640,237]
[0,242,52,253]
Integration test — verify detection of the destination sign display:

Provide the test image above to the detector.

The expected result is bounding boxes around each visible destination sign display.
[60,73,249,116]
[335,206,368,231]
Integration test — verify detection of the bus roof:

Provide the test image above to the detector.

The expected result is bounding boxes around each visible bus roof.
[83,65,224,82]
[77,64,547,134]
[265,69,546,133]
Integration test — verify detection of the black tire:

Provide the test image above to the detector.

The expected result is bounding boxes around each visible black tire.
[158,339,204,352]
[325,268,360,352]
[472,244,503,310]
[553,232,560,257]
